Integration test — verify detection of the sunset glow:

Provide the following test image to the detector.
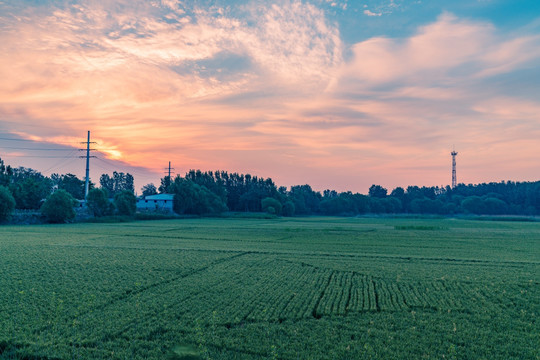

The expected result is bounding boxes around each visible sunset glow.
[1,0,539,193]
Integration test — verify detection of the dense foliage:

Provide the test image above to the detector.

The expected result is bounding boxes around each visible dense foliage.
[114,190,137,216]
[51,173,87,199]
[100,171,135,197]
[87,188,114,217]
[170,177,227,215]
[163,169,540,216]
[261,197,282,215]
[3,155,540,218]
[141,183,158,197]
[0,185,15,221]
[40,189,76,223]
[0,218,537,359]
[8,168,52,210]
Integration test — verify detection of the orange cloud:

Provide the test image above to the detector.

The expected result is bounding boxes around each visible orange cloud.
[1,3,540,192]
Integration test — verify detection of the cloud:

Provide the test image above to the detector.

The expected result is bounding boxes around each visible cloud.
[0,0,343,176]
[0,3,539,192]
[340,13,540,87]
[363,10,382,17]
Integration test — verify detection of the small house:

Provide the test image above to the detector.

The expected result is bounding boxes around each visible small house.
[137,194,174,212]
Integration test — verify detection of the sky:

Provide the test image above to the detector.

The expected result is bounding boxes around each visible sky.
[1,0,540,194]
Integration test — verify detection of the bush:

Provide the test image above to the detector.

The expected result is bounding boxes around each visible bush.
[261,197,282,215]
[87,188,114,217]
[282,201,295,217]
[0,185,15,221]
[114,190,136,216]
[40,190,76,223]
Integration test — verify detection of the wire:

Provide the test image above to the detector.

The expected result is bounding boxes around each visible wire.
[0,146,77,151]
[0,120,65,131]
[0,136,82,144]
[3,155,79,158]
[0,137,39,142]
[95,157,159,178]
[42,157,81,174]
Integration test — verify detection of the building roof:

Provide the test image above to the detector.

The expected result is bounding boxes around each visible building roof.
[145,194,174,201]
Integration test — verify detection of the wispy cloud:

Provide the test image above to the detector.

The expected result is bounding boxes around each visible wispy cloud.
[363,10,382,17]
[0,2,539,191]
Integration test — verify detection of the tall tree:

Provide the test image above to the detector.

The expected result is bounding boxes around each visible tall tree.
[100,172,134,197]
[8,168,52,209]
[0,157,13,186]
[368,184,387,198]
[51,173,86,199]
[141,183,158,197]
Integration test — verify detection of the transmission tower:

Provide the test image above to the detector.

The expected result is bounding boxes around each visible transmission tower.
[451,149,458,188]
[80,131,96,202]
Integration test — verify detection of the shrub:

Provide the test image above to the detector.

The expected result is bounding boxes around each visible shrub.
[0,185,15,221]
[261,197,282,215]
[87,188,114,217]
[282,201,296,217]
[114,190,136,216]
[41,189,76,223]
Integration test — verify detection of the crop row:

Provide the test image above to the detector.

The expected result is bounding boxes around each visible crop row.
[1,248,520,359]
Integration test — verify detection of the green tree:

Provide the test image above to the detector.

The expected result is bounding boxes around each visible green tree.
[171,177,227,215]
[282,201,295,217]
[10,177,52,210]
[288,185,321,215]
[368,184,387,198]
[41,190,76,223]
[114,190,137,216]
[461,196,486,215]
[100,172,134,197]
[390,187,405,199]
[0,185,15,221]
[483,197,508,215]
[410,198,444,214]
[159,176,173,194]
[320,196,351,215]
[87,188,113,217]
[51,173,86,199]
[0,157,13,187]
[141,183,158,197]
[261,197,282,215]
[7,167,52,209]
[381,197,402,213]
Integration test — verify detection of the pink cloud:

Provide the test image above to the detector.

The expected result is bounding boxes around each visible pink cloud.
[1,3,540,193]
[340,12,540,90]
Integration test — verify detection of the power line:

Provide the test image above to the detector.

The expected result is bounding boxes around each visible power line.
[1,155,79,158]
[0,136,79,144]
[42,156,80,174]
[0,146,76,151]
[95,157,157,178]
[0,120,66,130]
[0,137,40,142]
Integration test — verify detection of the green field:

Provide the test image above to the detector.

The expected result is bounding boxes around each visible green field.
[0,217,539,359]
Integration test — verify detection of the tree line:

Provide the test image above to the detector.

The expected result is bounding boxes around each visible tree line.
[155,169,540,217]
[2,156,540,222]
[0,157,136,222]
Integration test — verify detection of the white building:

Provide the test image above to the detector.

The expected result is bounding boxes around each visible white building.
[136,194,174,212]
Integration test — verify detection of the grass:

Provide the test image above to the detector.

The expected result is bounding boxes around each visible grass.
[0,217,538,359]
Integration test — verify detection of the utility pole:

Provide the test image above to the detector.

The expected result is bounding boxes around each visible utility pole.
[80,131,96,202]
